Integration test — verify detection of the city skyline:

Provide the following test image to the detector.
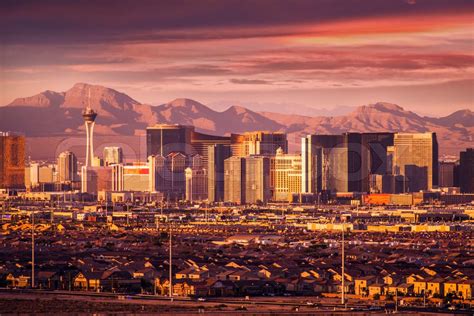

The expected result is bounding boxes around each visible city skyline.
[1,0,473,115]
[1,1,473,313]
[1,82,472,161]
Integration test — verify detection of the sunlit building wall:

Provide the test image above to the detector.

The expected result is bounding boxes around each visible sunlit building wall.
[103,146,123,165]
[0,132,25,190]
[224,156,246,204]
[185,167,208,202]
[271,148,301,201]
[392,133,438,192]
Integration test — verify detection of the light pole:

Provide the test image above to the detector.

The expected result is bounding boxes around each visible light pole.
[169,222,173,299]
[395,289,398,313]
[31,210,35,288]
[341,221,345,306]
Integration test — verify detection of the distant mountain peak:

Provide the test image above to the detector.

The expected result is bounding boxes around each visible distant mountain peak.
[452,109,473,116]
[8,89,64,108]
[225,105,249,114]
[356,102,405,113]
[164,98,216,116]
[71,82,94,89]
[167,98,205,108]
[434,108,474,127]
[61,82,140,111]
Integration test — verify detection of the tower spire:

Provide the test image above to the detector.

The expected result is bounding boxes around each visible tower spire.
[81,86,98,192]
[88,87,91,109]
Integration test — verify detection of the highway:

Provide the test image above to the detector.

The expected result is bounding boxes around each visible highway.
[2,288,468,314]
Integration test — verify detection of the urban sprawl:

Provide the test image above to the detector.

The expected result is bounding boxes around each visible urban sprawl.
[0,105,473,313]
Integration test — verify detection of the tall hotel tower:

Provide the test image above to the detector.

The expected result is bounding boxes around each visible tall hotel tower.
[82,104,97,167]
[81,91,98,192]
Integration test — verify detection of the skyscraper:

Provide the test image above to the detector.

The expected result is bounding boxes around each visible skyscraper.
[57,151,78,183]
[233,131,288,157]
[188,154,204,170]
[27,163,40,189]
[185,167,208,202]
[165,152,188,200]
[208,144,231,202]
[146,124,194,157]
[148,155,166,192]
[0,132,25,190]
[230,134,246,157]
[147,124,233,167]
[302,132,398,194]
[190,131,230,166]
[111,164,124,191]
[224,156,246,204]
[103,146,123,165]
[245,156,271,204]
[271,148,302,202]
[439,161,456,187]
[302,133,362,193]
[301,135,322,194]
[459,148,474,193]
[360,133,394,192]
[392,132,438,192]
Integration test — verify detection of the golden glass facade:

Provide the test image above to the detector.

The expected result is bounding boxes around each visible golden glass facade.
[0,132,25,189]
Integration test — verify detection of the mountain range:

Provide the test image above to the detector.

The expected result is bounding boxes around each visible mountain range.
[1,83,472,160]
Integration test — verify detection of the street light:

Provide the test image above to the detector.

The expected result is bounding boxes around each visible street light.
[169,222,173,299]
[395,289,398,313]
[31,210,35,288]
[341,220,345,306]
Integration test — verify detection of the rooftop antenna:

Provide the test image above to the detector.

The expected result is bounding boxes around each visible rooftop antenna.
[88,87,91,109]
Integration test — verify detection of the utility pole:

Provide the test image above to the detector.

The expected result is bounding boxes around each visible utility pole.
[169,223,173,299]
[395,289,398,313]
[341,221,345,306]
[31,210,35,288]
[153,270,157,296]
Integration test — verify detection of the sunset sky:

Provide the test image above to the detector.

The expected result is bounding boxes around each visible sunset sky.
[1,0,473,116]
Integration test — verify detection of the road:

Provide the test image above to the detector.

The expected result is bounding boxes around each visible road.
[0,288,468,314]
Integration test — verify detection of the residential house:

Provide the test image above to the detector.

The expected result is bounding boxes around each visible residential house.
[354,276,375,296]
[173,279,196,297]
[386,283,413,296]
[413,279,427,296]
[6,272,30,288]
[37,271,60,289]
[73,271,102,291]
[457,280,474,299]
[444,279,458,297]
[426,277,444,297]
[368,283,385,297]
[155,277,170,296]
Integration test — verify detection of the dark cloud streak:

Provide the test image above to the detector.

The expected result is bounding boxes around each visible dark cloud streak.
[1,0,473,45]
[230,79,272,85]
